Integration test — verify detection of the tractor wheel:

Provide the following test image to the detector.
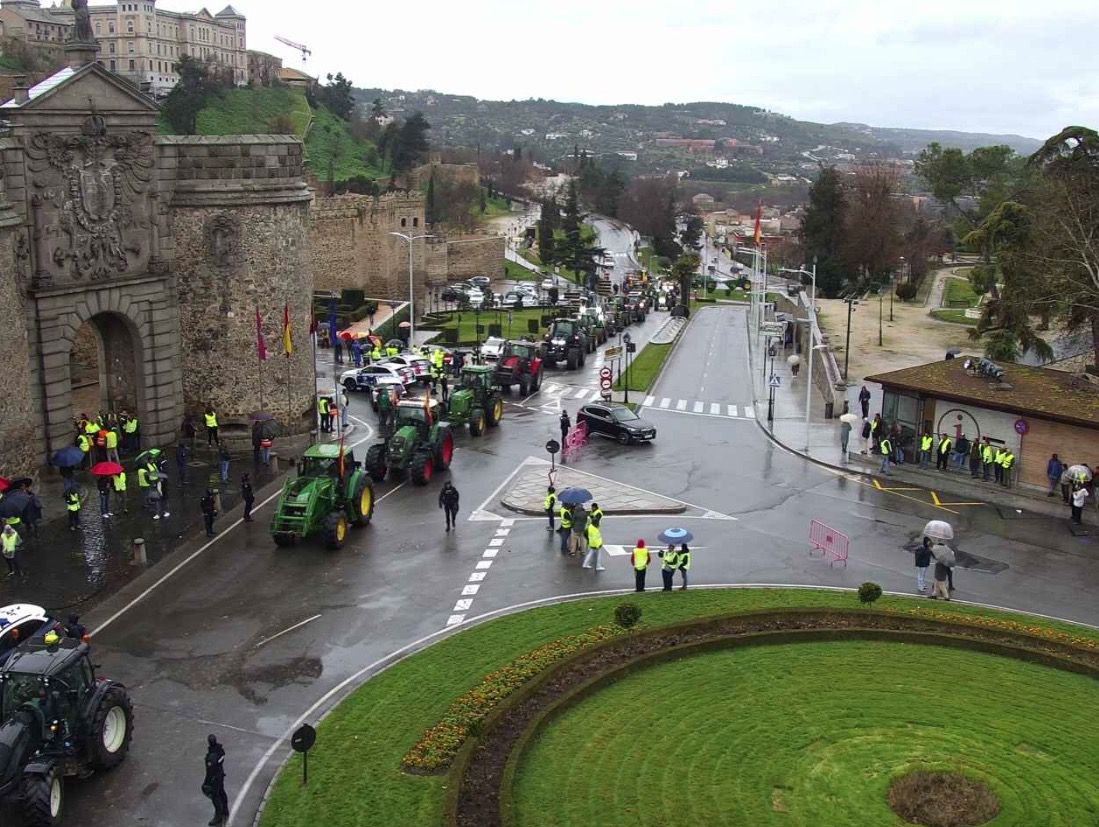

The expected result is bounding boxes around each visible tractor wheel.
[579,349,587,367]
[20,766,63,827]
[89,685,134,771]
[487,396,504,427]
[273,533,296,548]
[565,350,578,370]
[364,444,388,482]
[411,451,435,486]
[434,429,455,469]
[323,512,349,550]
[349,477,374,527]
[469,409,485,437]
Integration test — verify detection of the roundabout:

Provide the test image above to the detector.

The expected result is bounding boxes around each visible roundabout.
[256,589,1099,827]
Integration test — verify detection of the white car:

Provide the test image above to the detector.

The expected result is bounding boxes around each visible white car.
[501,291,537,308]
[540,277,556,291]
[380,354,432,382]
[0,604,51,660]
[341,364,410,392]
[464,287,486,307]
[481,337,506,360]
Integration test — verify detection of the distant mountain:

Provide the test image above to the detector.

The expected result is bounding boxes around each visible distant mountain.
[356,89,1043,170]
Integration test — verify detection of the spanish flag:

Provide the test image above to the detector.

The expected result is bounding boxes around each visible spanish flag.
[282,304,293,357]
[753,204,763,246]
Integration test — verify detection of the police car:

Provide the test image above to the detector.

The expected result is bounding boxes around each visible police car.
[379,354,432,383]
[0,603,51,661]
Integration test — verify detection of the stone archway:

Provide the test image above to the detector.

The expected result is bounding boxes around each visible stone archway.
[68,311,145,419]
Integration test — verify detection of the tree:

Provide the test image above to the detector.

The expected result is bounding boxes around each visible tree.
[619,176,679,250]
[843,163,903,282]
[162,55,226,135]
[316,72,355,121]
[679,216,704,252]
[558,180,603,289]
[425,170,438,226]
[671,254,701,306]
[538,196,560,265]
[392,112,431,172]
[799,166,848,297]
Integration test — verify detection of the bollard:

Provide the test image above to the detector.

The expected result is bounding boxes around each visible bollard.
[131,537,147,567]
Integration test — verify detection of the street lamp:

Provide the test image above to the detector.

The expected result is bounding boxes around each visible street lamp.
[622,331,633,405]
[780,260,818,453]
[842,296,858,383]
[389,231,435,345]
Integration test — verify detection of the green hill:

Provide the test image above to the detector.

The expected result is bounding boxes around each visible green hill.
[162,86,384,184]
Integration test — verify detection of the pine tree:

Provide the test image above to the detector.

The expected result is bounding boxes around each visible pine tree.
[800,166,848,297]
[426,171,437,226]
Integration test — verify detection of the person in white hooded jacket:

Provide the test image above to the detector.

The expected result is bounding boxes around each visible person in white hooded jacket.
[930,541,955,600]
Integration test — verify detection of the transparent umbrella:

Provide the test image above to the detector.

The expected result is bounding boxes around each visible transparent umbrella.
[1068,465,1093,482]
[923,520,954,541]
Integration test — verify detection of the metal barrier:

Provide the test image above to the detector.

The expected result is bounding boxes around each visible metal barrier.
[809,519,849,567]
[563,421,588,462]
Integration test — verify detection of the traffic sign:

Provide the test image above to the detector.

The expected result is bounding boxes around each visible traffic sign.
[1014,418,1029,435]
[761,321,786,336]
[604,345,623,359]
[599,367,613,381]
[600,377,613,391]
[768,375,782,389]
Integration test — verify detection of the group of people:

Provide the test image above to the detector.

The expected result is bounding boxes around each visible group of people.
[72,410,140,468]
[629,539,691,592]
[332,333,397,367]
[913,536,957,600]
[1047,454,1095,525]
[318,390,351,434]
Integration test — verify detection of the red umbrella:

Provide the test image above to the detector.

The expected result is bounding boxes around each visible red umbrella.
[339,331,354,341]
[0,478,9,493]
[91,461,125,477]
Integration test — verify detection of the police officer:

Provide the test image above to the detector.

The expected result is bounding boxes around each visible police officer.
[544,486,557,532]
[202,734,229,826]
[439,481,460,531]
[558,501,572,554]
[660,544,679,591]
[630,539,650,592]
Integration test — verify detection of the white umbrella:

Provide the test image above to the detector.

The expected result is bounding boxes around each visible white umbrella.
[786,354,801,366]
[923,520,954,541]
[1068,464,1093,482]
[839,413,860,425]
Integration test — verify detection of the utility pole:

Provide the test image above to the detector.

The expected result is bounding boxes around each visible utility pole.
[878,287,883,347]
[843,297,857,383]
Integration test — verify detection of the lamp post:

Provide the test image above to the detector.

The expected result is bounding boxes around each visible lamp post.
[842,296,858,383]
[389,231,434,346]
[622,330,632,405]
[780,259,818,453]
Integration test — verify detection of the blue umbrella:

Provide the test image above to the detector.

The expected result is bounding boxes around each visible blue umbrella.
[658,527,694,544]
[53,445,86,468]
[558,487,593,506]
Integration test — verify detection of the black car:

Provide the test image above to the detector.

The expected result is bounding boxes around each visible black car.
[577,403,657,445]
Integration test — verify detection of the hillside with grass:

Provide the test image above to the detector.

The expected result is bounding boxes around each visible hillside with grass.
[161,85,385,184]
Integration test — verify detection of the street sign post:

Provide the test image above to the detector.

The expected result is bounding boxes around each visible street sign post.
[291,724,317,786]
[604,345,623,360]
[768,375,782,388]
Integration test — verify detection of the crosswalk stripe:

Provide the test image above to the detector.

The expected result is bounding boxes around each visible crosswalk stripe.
[676,400,687,411]
[710,403,721,415]
[659,398,671,409]
[693,401,704,413]
[574,388,589,399]
[643,395,655,407]
[745,405,755,419]
[728,405,738,417]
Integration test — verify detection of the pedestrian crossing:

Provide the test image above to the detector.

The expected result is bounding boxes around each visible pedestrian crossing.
[538,383,755,421]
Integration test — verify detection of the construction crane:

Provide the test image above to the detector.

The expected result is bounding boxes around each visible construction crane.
[275,35,312,64]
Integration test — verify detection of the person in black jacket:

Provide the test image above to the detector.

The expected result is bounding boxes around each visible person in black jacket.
[241,474,255,522]
[439,482,460,531]
[914,537,933,595]
[200,490,218,536]
[202,734,229,826]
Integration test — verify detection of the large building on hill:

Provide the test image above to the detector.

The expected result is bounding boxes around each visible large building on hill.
[0,0,247,96]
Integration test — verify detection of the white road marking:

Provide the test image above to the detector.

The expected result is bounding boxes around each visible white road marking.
[676,399,687,411]
[468,572,486,582]
[495,529,510,537]
[728,405,738,417]
[475,560,493,570]
[488,538,504,547]
[693,401,704,413]
[710,403,721,415]
[253,614,322,649]
[461,584,480,596]
[483,549,499,558]
[446,614,465,626]
[501,518,515,527]
[659,398,671,408]
[643,395,655,407]
[574,388,589,399]
[453,599,473,612]
[603,544,629,557]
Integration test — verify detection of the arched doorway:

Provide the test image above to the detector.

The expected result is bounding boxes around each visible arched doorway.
[68,312,144,419]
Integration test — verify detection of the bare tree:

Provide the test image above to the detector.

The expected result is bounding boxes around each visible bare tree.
[843,163,904,279]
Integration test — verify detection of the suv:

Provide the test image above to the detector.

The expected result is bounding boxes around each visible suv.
[541,319,588,370]
[0,638,134,826]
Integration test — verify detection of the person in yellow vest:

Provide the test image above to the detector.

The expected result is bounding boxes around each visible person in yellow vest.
[659,544,679,591]
[386,342,399,358]
[936,433,953,471]
[631,539,650,592]
[544,486,557,532]
[993,446,1005,484]
[84,416,99,436]
[105,426,120,464]
[65,489,83,531]
[318,396,331,433]
[2,524,22,577]
[981,439,996,481]
[590,503,604,527]
[919,432,934,469]
[999,448,1016,488]
[583,521,605,571]
[558,502,572,554]
[371,343,382,362]
[675,543,692,590]
[122,412,140,453]
[204,406,220,446]
[76,432,92,470]
[113,469,129,514]
[879,434,893,476]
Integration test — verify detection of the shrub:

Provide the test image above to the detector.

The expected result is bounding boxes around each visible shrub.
[614,603,643,629]
[858,582,883,605]
[895,282,918,301]
[706,282,717,294]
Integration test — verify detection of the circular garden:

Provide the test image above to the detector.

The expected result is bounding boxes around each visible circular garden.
[259,589,1099,827]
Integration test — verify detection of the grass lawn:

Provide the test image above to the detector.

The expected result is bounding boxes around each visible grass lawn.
[931,308,979,326]
[944,276,980,307]
[513,641,1099,827]
[483,194,512,218]
[613,342,672,392]
[427,308,550,344]
[258,588,1099,827]
[305,105,385,183]
[504,260,538,282]
[193,86,312,137]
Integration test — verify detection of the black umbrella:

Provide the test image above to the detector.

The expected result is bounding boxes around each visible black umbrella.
[0,490,32,519]
[8,477,33,490]
[254,419,279,439]
[53,445,86,468]
[251,412,276,422]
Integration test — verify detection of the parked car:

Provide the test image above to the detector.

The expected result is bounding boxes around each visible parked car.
[464,287,486,307]
[501,291,537,308]
[468,275,491,289]
[514,283,538,296]
[380,354,431,382]
[341,364,413,392]
[540,276,556,291]
[441,285,465,302]
[480,337,506,361]
[577,403,657,445]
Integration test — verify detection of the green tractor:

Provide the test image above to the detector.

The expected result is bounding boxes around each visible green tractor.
[270,443,375,549]
[364,399,455,484]
[444,365,505,436]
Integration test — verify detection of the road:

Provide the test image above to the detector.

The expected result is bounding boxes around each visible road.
[590,215,641,284]
[42,306,1099,827]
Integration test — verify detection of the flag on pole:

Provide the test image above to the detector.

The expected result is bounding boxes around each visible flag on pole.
[255,307,268,362]
[282,303,293,357]
[753,204,763,246]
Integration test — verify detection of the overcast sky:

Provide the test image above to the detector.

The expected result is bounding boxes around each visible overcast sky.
[173,0,1094,139]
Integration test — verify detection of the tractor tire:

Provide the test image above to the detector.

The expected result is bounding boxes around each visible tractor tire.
[469,409,486,437]
[273,533,297,548]
[20,766,63,827]
[434,429,455,470]
[487,396,504,427]
[411,451,435,486]
[565,350,578,370]
[323,512,349,550]
[89,685,134,771]
[349,477,374,527]
[579,349,587,367]
[364,444,388,482]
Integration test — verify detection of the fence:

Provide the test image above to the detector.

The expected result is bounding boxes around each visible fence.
[563,421,588,462]
[809,519,849,567]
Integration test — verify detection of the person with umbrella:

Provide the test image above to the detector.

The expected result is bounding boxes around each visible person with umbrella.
[97,475,112,519]
[334,335,345,365]
[659,544,679,591]
[659,528,694,589]
[914,537,933,595]
[0,488,31,536]
[2,524,22,577]
[930,537,955,600]
[1071,484,1089,525]
[351,337,363,367]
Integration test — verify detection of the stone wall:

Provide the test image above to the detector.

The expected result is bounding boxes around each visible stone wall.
[0,198,36,477]
[410,161,480,191]
[445,236,506,281]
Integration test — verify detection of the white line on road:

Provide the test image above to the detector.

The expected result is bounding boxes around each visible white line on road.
[643,395,655,407]
[454,599,473,612]
[475,560,493,570]
[659,398,671,409]
[676,399,687,411]
[488,538,505,547]
[468,572,486,582]
[728,405,738,417]
[745,405,755,419]
[710,403,721,415]
[253,614,322,649]
[461,584,480,596]
[446,614,465,626]
[483,549,499,558]
[693,401,704,413]
[574,388,589,399]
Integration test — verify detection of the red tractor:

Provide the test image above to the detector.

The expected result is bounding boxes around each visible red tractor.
[493,340,544,395]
